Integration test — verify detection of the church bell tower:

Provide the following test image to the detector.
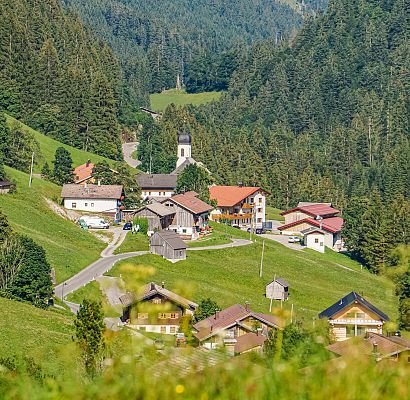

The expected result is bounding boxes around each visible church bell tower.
[176,129,192,168]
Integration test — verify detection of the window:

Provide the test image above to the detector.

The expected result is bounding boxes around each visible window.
[258,208,262,213]
[356,313,366,319]
[257,218,262,223]
[258,198,262,204]
[153,298,161,304]
[250,198,254,204]
[158,313,167,319]
[85,203,88,207]
[170,313,178,319]
[91,203,94,207]
[72,202,77,209]
[137,313,148,319]
[179,251,183,257]
[148,192,151,196]
[181,148,185,157]
[182,229,187,233]
[170,327,176,334]
[315,238,319,244]
[346,312,355,319]
[356,326,366,335]
[160,326,167,333]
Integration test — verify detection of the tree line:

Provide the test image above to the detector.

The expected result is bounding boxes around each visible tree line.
[0,0,123,159]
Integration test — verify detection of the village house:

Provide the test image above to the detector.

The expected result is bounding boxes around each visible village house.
[119,282,198,335]
[136,173,177,201]
[327,332,410,363]
[209,185,269,229]
[0,180,12,194]
[193,303,282,355]
[61,183,123,214]
[150,230,187,262]
[162,191,213,239]
[132,203,176,234]
[278,202,344,251]
[73,160,95,184]
[319,291,390,341]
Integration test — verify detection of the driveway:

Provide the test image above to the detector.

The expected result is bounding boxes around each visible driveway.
[259,233,305,251]
[122,142,140,168]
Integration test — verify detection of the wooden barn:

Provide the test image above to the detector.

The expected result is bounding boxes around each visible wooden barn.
[266,278,289,301]
[132,203,176,235]
[0,180,12,194]
[150,230,187,262]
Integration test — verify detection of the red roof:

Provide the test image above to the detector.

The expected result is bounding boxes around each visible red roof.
[234,332,267,354]
[169,192,213,215]
[281,203,339,218]
[209,186,268,207]
[73,162,95,183]
[278,216,344,234]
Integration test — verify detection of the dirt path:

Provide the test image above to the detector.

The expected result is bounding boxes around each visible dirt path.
[122,142,140,168]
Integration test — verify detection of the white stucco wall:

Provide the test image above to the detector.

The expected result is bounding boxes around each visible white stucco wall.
[141,190,174,199]
[305,233,325,253]
[64,198,118,213]
[176,144,192,167]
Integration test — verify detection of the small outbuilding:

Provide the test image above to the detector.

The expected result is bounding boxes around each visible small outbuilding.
[0,180,12,194]
[302,228,326,253]
[150,230,187,262]
[266,278,289,301]
[132,203,176,235]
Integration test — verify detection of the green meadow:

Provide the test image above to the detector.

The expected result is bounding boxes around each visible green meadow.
[150,89,222,112]
[107,223,397,323]
[0,167,105,282]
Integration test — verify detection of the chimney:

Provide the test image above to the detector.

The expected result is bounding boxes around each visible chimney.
[98,180,101,186]
[245,301,250,312]
[84,182,88,189]
[210,326,213,332]
[214,309,220,319]
[372,342,379,358]
[161,281,165,289]
[86,159,90,167]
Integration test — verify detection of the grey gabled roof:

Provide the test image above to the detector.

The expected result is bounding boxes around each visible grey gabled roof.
[119,282,198,310]
[274,278,289,287]
[61,184,123,199]
[318,291,390,321]
[135,203,175,217]
[151,230,186,250]
[136,173,177,189]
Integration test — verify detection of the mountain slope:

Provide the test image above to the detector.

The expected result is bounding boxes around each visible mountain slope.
[0,167,106,283]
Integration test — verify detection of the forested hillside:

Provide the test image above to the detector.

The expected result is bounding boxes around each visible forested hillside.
[139,0,409,210]
[0,0,122,159]
[63,0,325,98]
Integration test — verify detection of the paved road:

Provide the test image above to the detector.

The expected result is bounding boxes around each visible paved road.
[54,251,149,300]
[55,237,253,312]
[122,142,140,168]
[260,233,304,251]
[187,238,252,251]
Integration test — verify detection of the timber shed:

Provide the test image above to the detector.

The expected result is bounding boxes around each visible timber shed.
[150,230,187,262]
[266,278,289,301]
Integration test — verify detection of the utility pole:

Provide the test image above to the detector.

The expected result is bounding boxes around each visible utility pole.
[259,240,265,278]
[28,152,34,188]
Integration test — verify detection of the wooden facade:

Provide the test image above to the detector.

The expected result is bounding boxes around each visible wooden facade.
[132,207,174,233]
[150,231,187,261]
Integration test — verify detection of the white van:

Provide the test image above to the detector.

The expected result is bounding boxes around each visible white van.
[79,216,109,229]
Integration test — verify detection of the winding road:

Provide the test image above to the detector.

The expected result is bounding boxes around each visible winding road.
[55,235,252,309]
[122,142,141,168]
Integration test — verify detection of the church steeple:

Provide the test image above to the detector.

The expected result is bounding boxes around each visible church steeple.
[176,129,192,168]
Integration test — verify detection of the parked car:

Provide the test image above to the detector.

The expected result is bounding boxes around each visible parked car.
[246,227,266,234]
[79,216,109,229]
[288,235,300,243]
[123,222,132,230]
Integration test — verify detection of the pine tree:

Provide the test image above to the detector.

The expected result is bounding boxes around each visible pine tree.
[52,147,74,185]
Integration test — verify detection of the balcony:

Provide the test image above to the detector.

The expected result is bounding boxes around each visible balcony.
[331,318,382,326]
[212,213,252,221]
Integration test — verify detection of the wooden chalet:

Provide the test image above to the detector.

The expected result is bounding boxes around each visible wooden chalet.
[119,282,198,335]
[319,291,390,341]
[132,203,176,234]
[193,303,282,355]
[162,191,213,239]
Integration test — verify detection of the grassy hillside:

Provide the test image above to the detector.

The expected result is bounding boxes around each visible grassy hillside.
[150,89,222,112]
[5,114,113,173]
[0,167,105,282]
[107,224,397,323]
[0,297,73,374]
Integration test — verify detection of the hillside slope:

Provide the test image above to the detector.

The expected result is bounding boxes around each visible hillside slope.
[108,224,397,322]
[5,115,114,173]
[0,297,73,374]
[0,167,105,283]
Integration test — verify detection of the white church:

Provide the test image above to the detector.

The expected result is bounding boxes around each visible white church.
[136,130,207,201]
